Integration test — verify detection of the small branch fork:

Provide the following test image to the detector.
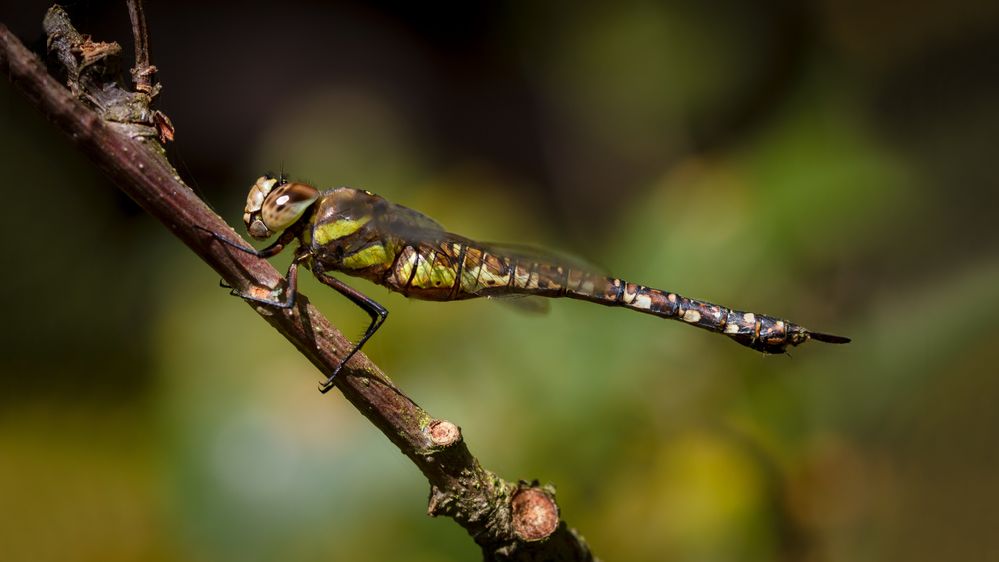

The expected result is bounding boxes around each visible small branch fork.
[0,4,595,560]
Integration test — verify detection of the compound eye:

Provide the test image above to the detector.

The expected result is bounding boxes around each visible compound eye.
[261,182,320,232]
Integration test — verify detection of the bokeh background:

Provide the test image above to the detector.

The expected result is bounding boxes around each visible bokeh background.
[2,1,998,560]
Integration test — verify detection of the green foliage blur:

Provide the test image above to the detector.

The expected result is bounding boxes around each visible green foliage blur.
[2,1,998,561]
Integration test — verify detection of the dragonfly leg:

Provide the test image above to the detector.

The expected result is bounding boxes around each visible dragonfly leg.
[199,226,302,307]
[197,225,295,259]
[228,254,306,309]
[312,270,388,394]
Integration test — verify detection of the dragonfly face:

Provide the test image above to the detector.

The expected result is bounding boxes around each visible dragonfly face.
[243,175,320,240]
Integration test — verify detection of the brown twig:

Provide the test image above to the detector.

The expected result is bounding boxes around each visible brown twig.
[125,0,156,94]
[0,7,596,561]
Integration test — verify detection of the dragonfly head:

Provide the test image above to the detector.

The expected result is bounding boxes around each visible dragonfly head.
[243,175,320,239]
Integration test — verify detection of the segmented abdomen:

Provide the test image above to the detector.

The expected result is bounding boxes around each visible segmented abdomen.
[384,241,569,300]
[380,240,828,354]
[566,279,810,353]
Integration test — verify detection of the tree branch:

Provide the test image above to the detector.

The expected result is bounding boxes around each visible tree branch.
[0,6,594,560]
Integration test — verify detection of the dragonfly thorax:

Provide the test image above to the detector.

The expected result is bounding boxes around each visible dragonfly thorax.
[243,175,320,239]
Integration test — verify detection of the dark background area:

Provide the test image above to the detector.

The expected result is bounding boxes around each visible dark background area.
[2,1,998,560]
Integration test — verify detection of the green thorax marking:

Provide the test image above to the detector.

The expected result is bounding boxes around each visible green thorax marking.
[340,243,391,270]
[313,216,372,246]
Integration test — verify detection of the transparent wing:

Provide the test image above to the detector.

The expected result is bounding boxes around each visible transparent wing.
[371,198,607,306]
[472,240,605,277]
[488,294,551,314]
[371,199,598,266]
[370,199,451,241]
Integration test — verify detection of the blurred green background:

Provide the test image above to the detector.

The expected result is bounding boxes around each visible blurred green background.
[2,1,998,560]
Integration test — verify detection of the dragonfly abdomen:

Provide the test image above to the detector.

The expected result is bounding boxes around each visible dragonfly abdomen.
[372,240,846,354]
[383,242,567,300]
[564,277,840,354]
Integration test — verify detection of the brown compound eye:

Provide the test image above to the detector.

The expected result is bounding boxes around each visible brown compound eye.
[260,182,320,234]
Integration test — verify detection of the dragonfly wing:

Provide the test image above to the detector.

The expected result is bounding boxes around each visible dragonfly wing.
[371,199,451,240]
[474,240,606,276]
[461,239,607,308]
[370,199,606,305]
[371,198,603,269]
[488,294,551,314]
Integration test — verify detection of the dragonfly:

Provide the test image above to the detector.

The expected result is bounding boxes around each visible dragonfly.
[209,174,850,393]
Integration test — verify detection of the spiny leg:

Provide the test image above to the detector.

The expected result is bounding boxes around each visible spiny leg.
[313,271,388,394]
[230,253,307,308]
[198,225,296,259]
[199,226,301,307]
